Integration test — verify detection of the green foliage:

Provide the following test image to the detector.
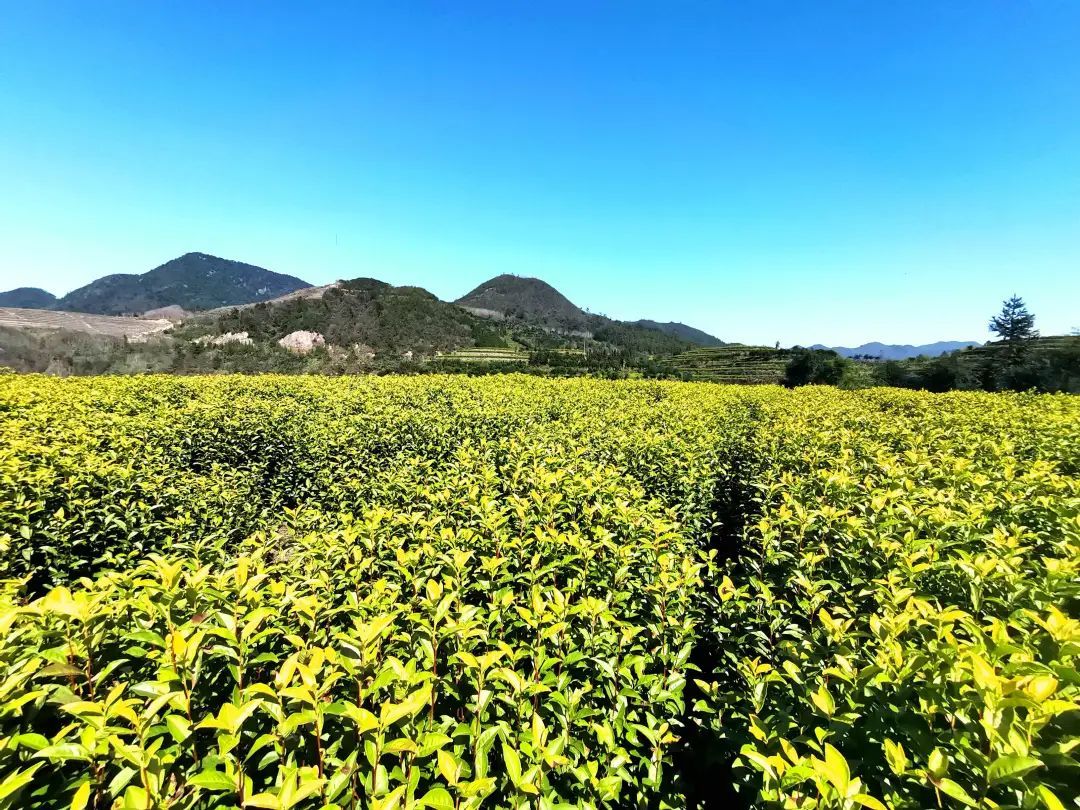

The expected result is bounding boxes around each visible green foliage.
[875,336,1080,394]
[691,387,1080,809]
[0,376,1076,809]
[587,321,694,356]
[190,282,478,357]
[989,296,1038,344]
[783,348,849,387]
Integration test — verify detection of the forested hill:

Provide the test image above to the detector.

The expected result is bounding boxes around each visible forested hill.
[183,275,707,357]
[53,253,312,315]
[456,273,721,349]
[0,287,58,309]
[0,253,312,316]
[457,274,589,331]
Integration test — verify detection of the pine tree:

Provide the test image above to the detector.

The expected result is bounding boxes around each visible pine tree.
[989,296,1038,343]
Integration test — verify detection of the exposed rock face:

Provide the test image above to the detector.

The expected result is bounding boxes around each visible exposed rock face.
[141,305,192,321]
[278,330,325,354]
[195,331,253,346]
[458,305,505,321]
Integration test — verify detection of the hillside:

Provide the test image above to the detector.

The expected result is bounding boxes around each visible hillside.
[634,319,723,346]
[0,287,58,309]
[455,274,715,354]
[54,252,311,315]
[184,273,705,360]
[954,335,1080,390]
[456,274,588,331]
[0,307,171,339]
[672,345,792,383]
[184,277,489,355]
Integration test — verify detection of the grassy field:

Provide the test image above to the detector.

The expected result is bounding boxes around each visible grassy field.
[0,375,1076,809]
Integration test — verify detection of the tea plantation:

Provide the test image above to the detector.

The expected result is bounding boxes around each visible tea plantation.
[0,375,1076,810]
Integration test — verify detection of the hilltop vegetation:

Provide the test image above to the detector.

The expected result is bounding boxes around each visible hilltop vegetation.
[0,375,1076,809]
[634,320,724,347]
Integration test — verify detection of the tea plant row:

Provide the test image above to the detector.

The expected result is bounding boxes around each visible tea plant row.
[0,375,1075,809]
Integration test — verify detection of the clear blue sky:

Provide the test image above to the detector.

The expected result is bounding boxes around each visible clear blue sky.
[1,2,1077,346]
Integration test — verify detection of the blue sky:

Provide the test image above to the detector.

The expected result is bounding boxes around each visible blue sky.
[1,2,1077,346]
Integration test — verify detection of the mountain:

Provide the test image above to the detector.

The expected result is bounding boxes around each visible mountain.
[456,274,589,331]
[634,320,723,346]
[54,252,311,315]
[184,272,707,358]
[455,274,720,353]
[812,341,981,360]
[0,287,58,309]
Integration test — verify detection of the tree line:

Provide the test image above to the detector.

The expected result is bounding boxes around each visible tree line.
[784,296,1079,392]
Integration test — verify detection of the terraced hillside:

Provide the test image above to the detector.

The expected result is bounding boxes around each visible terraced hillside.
[672,344,792,383]
[434,347,529,363]
[0,306,172,339]
[897,335,1080,392]
[957,334,1078,361]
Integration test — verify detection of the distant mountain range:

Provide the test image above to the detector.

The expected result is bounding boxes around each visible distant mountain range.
[0,253,310,315]
[0,255,727,360]
[3,255,982,360]
[811,341,981,360]
[184,273,716,357]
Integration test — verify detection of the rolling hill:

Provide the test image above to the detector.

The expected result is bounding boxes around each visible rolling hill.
[456,274,589,331]
[45,252,311,315]
[455,274,719,351]
[634,320,723,346]
[183,272,714,359]
[0,287,58,309]
[183,278,489,356]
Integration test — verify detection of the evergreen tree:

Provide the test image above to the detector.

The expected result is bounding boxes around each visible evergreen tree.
[989,296,1038,342]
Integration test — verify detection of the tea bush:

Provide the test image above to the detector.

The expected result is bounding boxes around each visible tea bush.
[0,375,1076,809]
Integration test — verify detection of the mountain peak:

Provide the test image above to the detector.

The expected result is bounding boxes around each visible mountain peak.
[53,253,312,315]
[456,274,587,330]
